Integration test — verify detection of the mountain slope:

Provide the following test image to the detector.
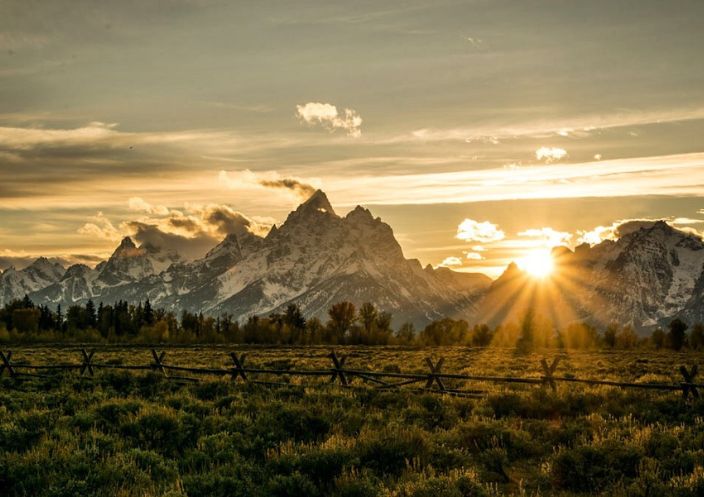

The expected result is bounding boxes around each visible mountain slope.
[0,257,65,306]
[30,237,183,305]
[7,193,704,331]
[26,190,490,326]
[171,191,489,325]
[476,221,704,331]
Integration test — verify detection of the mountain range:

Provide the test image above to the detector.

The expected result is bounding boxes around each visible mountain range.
[476,220,704,330]
[1,191,703,331]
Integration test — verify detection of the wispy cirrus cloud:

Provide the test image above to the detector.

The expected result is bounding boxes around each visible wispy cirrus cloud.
[0,121,236,151]
[392,107,704,145]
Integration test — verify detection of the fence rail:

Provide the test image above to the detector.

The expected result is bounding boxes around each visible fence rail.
[0,349,701,400]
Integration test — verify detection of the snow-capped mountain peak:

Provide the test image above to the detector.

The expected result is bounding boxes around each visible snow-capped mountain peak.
[8,193,702,331]
[302,189,336,215]
[476,220,704,331]
[0,257,65,306]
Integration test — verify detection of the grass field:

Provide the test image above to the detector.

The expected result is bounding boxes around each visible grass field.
[1,346,703,496]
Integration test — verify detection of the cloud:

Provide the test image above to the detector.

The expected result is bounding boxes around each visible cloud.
[77,201,274,261]
[536,147,567,162]
[77,212,123,241]
[576,218,682,246]
[464,134,500,145]
[438,256,462,267]
[465,36,484,47]
[219,169,319,201]
[671,217,704,225]
[296,102,362,137]
[0,254,104,272]
[295,152,704,206]
[456,219,505,243]
[465,252,483,261]
[128,197,170,216]
[125,221,218,261]
[200,204,271,237]
[258,178,316,200]
[517,227,572,247]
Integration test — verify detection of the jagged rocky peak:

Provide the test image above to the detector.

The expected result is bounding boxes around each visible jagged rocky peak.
[112,236,141,258]
[63,263,92,279]
[119,236,136,249]
[345,205,382,228]
[26,257,65,279]
[288,189,337,219]
[204,229,261,261]
[305,189,335,214]
[265,224,278,239]
[346,204,373,219]
[28,256,59,271]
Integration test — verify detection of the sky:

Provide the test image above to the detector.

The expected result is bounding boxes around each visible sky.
[1,0,704,277]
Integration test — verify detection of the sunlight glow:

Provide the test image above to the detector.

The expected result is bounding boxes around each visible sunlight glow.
[516,250,555,278]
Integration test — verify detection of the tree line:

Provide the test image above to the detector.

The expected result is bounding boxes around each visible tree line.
[1,295,703,350]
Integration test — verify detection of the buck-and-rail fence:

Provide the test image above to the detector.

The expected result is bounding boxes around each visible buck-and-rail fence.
[0,348,701,400]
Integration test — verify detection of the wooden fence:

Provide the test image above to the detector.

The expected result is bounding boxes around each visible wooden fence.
[0,349,701,400]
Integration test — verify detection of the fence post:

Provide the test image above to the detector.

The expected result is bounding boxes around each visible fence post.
[680,365,699,400]
[425,357,446,391]
[229,352,247,382]
[540,357,560,391]
[150,349,168,377]
[80,349,95,377]
[329,351,349,386]
[0,351,15,378]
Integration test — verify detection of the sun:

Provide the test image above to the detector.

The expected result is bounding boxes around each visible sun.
[517,250,555,278]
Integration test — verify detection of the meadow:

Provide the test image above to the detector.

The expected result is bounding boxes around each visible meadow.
[1,346,703,496]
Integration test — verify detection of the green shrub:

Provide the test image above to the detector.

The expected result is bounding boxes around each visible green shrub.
[552,441,643,491]
[266,471,319,497]
[120,407,197,456]
[129,448,179,486]
[93,399,142,430]
[254,404,331,444]
[182,466,257,497]
[192,380,230,401]
[357,428,429,476]
[396,471,488,497]
[0,422,44,453]
[273,447,355,486]
[403,394,458,430]
[332,471,379,497]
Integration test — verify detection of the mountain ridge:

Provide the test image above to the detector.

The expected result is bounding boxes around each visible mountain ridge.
[13,191,490,326]
[2,192,703,331]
